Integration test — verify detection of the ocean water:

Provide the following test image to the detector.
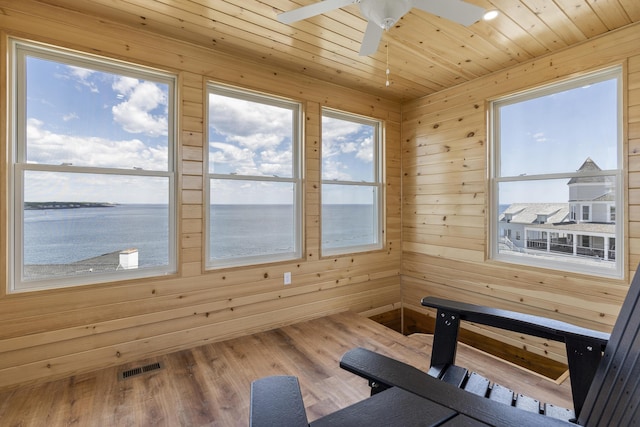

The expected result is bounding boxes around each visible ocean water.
[321,204,377,249]
[210,204,376,260]
[23,204,169,267]
[23,204,375,266]
[210,204,296,260]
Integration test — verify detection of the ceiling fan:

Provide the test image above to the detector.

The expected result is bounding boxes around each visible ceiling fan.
[277,0,485,56]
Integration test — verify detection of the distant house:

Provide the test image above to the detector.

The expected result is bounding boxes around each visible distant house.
[499,158,616,261]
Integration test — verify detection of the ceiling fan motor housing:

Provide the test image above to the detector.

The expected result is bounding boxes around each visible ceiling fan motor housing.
[359,0,413,30]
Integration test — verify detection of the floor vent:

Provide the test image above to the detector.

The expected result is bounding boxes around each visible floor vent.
[119,362,163,380]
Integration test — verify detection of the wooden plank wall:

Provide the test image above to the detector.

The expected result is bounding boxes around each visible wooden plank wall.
[0,0,402,391]
[401,21,640,365]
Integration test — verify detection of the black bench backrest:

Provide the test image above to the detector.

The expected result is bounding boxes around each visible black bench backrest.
[579,267,640,426]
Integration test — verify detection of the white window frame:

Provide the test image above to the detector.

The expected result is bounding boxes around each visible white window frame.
[205,83,303,269]
[9,39,177,292]
[320,108,384,256]
[489,67,624,278]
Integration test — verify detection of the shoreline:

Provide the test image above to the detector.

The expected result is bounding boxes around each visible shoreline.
[25,202,117,210]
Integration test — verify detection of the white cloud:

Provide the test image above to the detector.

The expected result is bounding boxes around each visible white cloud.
[355,136,373,162]
[259,149,292,176]
[112,77,168,137]
[112,75,139,94]
[231,132,284,151]
[25,170,168,204]
[209,95,291,151]
[321,117,375,181]
[209,180,294,205]
[209,95,295,176]
[322,159,352,181]
[62,113,78,122]
[340,142,358,153]
[322,118,373,164]
[209,141,258,175]
[532,132,548,143]
[66,66,99,93]
[26,118,167,171]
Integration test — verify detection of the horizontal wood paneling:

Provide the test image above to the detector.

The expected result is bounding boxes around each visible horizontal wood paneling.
[0,1,401,390]
[401,22,640,364]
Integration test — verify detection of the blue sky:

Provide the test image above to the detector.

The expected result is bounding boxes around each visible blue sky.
[207,92,296,205]
[321,115,374,182]
[24,52,615,208]
[208,93,294,178]
[25,54,377,206]
[207,92,376,204]
[498,77,619,203]
[321,114,376,205]
[24,56,170,203]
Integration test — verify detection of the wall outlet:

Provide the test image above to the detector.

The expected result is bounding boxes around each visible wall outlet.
[284,272,292,285]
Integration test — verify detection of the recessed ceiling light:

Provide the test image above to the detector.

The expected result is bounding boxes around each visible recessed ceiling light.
[483,10,499,21]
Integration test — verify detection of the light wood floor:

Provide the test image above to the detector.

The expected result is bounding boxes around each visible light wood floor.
[0,311,572,426]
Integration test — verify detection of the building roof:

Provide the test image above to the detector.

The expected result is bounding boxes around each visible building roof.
[500,202,615,235]
[567,157,611,185]
[501,203,569,224]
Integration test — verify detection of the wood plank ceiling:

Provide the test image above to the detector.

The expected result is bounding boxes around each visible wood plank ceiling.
[33,0,640,102]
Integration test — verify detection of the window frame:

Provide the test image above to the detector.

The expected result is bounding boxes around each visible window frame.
[9,38,178,292]
[320,108,385,257]
[205,83,303,269]
[489,67,624,278]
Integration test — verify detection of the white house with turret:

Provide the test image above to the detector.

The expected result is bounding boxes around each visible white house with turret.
[499,158,616,262]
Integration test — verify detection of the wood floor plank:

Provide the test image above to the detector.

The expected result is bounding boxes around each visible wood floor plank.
[0,311,572,426]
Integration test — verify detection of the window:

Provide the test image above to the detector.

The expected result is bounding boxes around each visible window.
[206,84,302,268]
[321,109,383,255]
[491,67,623,277]
[10,39,176,291]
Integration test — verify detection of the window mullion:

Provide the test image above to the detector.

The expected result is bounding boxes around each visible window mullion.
[209,173,296,183]
[20,163,171,177]
[321,180,377,186]
[498,170,619,182]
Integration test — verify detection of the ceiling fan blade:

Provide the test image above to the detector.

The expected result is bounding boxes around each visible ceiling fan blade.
[412,0,484,26]
[277,0,356,24]
[359,21,384,56]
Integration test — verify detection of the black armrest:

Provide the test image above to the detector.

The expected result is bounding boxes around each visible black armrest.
[340,347,570,426]
[422,296,610,345]
[250,376,309,427]
[421,295,611,418]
